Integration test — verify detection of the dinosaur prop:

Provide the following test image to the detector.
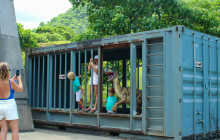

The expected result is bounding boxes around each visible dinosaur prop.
[104,68,142,115]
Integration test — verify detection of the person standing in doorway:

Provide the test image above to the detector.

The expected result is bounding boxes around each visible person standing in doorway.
[0,62,23,140]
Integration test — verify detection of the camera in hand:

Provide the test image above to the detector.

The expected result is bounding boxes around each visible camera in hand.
[16,70,19,77]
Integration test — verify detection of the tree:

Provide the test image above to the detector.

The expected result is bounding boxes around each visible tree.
[54,26,75,40]
[35,25,75,41]
[69,0,220,37]
[182,0,220,36]
[17,23,39,51]
[36,25,55,34]
[71,29,101,42]
[46,7,88,34]
[39,22,45,27]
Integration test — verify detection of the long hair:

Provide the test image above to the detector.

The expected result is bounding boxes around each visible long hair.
[0,62,10,80]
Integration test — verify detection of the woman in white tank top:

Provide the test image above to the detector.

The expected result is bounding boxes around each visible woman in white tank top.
[0,62,23,140]
[85,55,99,112]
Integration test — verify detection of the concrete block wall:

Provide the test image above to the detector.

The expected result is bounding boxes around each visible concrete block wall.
[0,0,34,131]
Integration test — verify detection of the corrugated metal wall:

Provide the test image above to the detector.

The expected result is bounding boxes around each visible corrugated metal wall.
[182,28,220,138]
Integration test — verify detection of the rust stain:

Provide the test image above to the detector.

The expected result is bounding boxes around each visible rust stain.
[99,113,129,118]
[33,120,144,135]
[103,43,129,50]
[31,108,46,112]
[48,109,70,114]
[28,38,143,56]
[71,110,97,116]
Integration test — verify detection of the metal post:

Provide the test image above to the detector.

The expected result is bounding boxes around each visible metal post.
[142,40,147,134]
[37,56,41,108]
[122,59,127,113]
[84,50,87,108]
[118,60,120,83]
[193,33,197,139]
[42,56,45,108]
[46,54,51,121]
[78,51,81,110]
[54,54,57,109]
[97,47,103,125]
[59,53,62,109]
[130,43,137,130]
[126,59,128,86]
[90,49,94,109]
[49,55,53,110]
[112,61,114,89]
[137,58,139,90]
[107,61,109,98]
[64,52,67,110]
[202,35,206,136]
[117,60,120,107]
[33,57,36,107]
[208,37,212,135]
[28,58,33,106]
[216,39,219,132]
[70,51,76,123]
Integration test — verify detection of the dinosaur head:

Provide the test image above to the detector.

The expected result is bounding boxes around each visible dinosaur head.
[104,68,117,82]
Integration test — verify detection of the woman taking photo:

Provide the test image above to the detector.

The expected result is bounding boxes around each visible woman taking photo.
[0,62,23,140]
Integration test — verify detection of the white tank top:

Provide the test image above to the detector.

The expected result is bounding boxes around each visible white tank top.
[92,65,98,79]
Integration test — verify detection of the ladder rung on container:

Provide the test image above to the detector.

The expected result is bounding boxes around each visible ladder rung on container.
[147,96,163,99]
[147,75,164,77]
[146,118,164,120]
[146,107,164,109]
[146,128,163,131]
[146,86,162,88]
[147,43,163,46]
[147,64,163,67]
[147,53,164,56]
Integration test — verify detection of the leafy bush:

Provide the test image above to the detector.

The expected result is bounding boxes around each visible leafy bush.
[34,33,49,43]
[17,23,39,50]
[46,33,66,42]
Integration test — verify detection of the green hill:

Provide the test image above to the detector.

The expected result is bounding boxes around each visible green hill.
[43,6,88,35]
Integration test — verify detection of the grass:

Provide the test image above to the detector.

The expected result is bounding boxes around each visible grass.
[38,41,71,47]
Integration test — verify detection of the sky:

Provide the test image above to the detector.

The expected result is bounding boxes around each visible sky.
[14,0,72,29]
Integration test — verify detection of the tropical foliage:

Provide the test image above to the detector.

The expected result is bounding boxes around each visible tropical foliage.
[17,23,39,51]
[69,0,220,37]
[44,7,88,35]
[18,0,220,50]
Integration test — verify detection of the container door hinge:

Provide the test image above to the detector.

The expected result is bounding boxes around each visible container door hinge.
[179,131,182,136]
[179,99,182,103]
[179,66,183,71]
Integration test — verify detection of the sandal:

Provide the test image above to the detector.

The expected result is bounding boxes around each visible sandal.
[90,108,97,113]
[84,108,91,112]
[81,107,85,111]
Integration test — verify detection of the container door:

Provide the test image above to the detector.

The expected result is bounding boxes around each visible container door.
[182,30,220,139]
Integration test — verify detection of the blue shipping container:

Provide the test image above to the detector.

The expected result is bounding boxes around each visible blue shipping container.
[25,26,220,140]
